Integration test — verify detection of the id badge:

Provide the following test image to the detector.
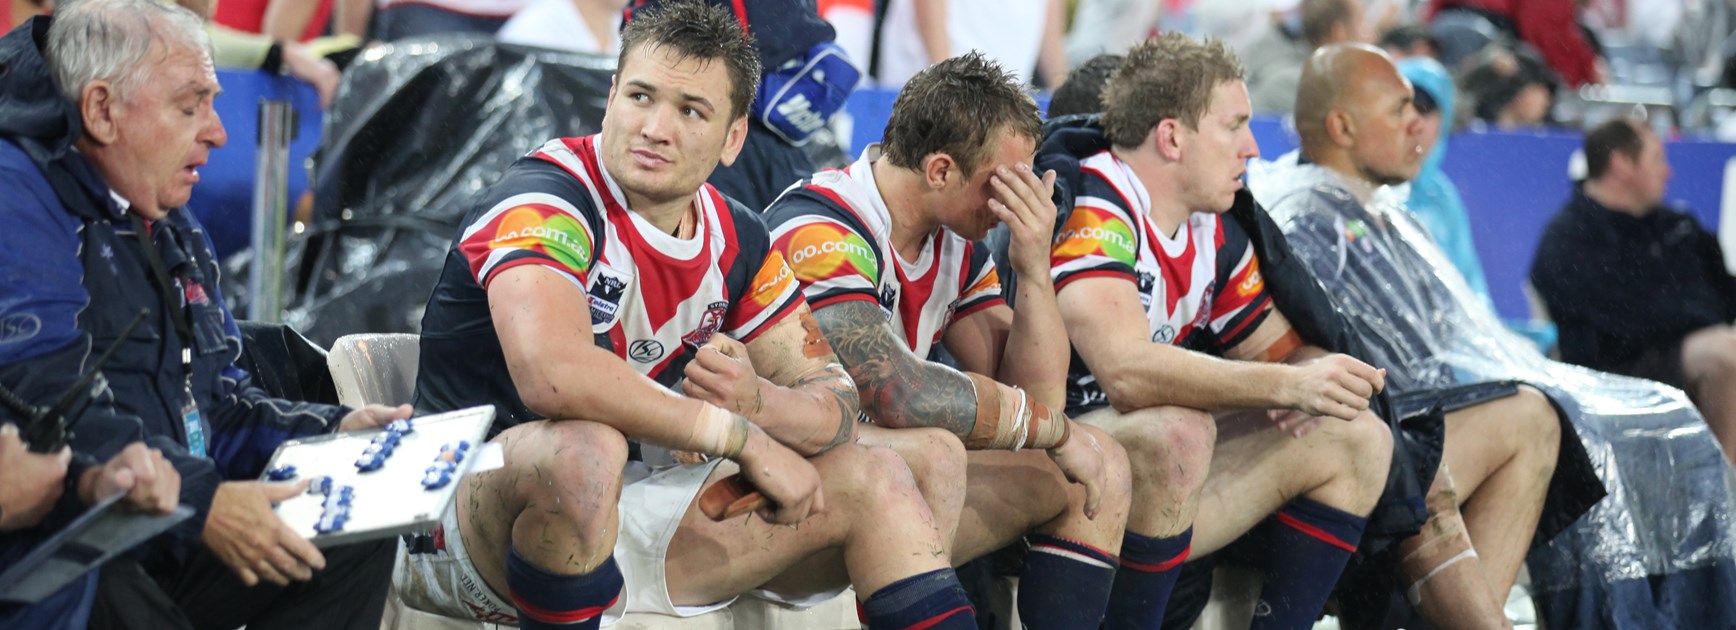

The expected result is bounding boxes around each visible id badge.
[181,383,207,458]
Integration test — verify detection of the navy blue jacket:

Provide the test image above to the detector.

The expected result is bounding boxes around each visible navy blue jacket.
[0,17,346,574]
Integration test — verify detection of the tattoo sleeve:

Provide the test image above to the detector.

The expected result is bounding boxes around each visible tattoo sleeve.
[812,300,980,435]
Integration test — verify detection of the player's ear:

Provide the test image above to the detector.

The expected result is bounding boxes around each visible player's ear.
[718,114,749,167]
[1154,119,1184,162]
[923,153,957,190]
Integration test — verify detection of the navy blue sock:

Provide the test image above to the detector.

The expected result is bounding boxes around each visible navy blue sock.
[861,568,976,630]
[505,547,622,629]
[1252,498,1367,629]
[1104,528,1192,629]
[1017,534,1118,628]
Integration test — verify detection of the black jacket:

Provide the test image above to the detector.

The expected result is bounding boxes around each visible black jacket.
[1530,187,1736,375]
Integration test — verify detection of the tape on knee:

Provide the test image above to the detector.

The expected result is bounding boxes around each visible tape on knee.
[962,373,1070,451]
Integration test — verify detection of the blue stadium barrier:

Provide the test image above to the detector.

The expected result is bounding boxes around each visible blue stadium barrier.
[191,70,323,258]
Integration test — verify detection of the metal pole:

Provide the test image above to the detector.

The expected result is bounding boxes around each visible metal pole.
[249,98,295,322]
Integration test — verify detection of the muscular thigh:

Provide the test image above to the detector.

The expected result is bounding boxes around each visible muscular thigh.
[1439,386,1554,502]
[952,449,1072,563]
[664,446,902,606]
[1191,410,1372,555]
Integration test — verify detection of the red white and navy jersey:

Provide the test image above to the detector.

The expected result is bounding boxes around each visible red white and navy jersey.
[416,134,804,430]
[764,147,1005,360]
[1052,150,1272,410]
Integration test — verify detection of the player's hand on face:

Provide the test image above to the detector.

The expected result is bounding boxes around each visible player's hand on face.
[1281,354,1384,422]
[732,429,823,524]
[1046,424,1109,519]
[82,442,180,514]
[0,423,71,532]
[682,336,764,421]
[340,404,413,432]
[987,163,1060,279]
[204,481,326,587]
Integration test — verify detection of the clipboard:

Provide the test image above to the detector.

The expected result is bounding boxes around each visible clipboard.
[0,494,193,605]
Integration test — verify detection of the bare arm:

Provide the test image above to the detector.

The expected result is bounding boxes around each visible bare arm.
[944,163,1069,407]
[1059,276,1376,418]
[492,265,766,455]
[262,0,322,42]
[816,300,980,434]
[1036,0,1068,87]
[333,0,373,39]
[915,0,950,65]
[683,306,859,457]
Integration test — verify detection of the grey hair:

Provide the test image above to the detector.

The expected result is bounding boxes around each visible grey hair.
[46,0,213,105]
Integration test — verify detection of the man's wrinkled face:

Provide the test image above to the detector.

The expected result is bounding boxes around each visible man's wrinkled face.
[600,43,744,209]
[1179,80,1259,213]
[1349,64,1423,185]
[934,127,1038,241]
[107,41,227,219]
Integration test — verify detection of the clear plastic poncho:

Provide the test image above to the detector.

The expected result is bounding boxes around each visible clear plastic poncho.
[1251,154,1736,628]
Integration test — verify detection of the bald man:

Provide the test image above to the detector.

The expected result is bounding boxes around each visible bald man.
[1030,34,1399,629]
[1254,44,1621,628]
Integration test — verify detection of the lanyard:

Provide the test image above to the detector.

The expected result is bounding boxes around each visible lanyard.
[129,215,195,370]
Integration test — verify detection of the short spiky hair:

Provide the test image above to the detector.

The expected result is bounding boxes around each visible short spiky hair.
[618,0,761,120]
[1101,33,1245,149]
[882,52,1042,176]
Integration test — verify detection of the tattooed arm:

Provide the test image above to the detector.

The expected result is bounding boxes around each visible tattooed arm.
[684,304,859,457]
[811,300,982,434]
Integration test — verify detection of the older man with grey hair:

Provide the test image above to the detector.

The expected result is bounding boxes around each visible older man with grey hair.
[0,2,406,628]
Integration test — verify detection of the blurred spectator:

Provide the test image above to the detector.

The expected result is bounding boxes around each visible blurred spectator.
[1424,0,1604,87]
[172,0,344,109]
[1380,23,1439,60]
[817,0,872,72]
[373,0,529,41]
[1399,56,1492,303]
[1460,45,1554,128]
[1530,118,1736,461]
[215,0,337,42]
[1243,0,1366,114]
[1063,0,1162,69]
[875,0,1068,87]
[6,0,49,31]
[1046,52,1123,118]
[497,0,624,54]
[626,0,858,210]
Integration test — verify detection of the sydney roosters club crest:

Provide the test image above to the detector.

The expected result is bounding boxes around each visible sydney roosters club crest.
[683,301,729,349]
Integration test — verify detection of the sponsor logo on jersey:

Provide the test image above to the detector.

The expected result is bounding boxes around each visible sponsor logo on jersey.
[781,223,879,285]
[628,339,665,363]
[748,251,796,308]
[963,267,1001,299]
[1136,271,1156,309]
[1235,257,1264,298]
[588,270,628,326]
[877,282,898,318]
[1054,207,1137,263]
[683,301,730,349]
[0,313,41,345]
[1152,324,1177,344]
[491,205,593,274]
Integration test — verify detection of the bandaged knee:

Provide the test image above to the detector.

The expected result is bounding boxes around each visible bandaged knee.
[962,373,1071,450]
[1401,464,1479,605]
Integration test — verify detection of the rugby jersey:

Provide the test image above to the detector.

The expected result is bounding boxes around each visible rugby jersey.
[1052,149,1272,410]
[416,134,804,430]
[764,146,1005,360]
